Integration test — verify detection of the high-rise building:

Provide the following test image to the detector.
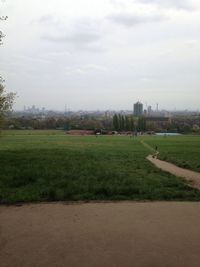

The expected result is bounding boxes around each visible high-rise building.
[133,101,143,116]
[147,105,152,116]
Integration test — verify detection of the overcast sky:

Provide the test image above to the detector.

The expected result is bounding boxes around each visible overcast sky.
[0,0,200,111]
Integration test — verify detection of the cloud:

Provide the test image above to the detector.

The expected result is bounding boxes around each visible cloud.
[137,0,194,10]
[43,31,100,43]
[65,64,107,76]
[42,31,102,52]
[107,12,167,27]
[38,14,55,23]
[184,39,200,47]
[39,15,102,51]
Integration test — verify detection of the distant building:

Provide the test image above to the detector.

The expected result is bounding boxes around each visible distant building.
[133,101,143,116]
[147,106,152,116]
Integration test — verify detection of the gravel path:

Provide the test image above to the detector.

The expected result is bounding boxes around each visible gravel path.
[1,202,200,267]
[147,155,200,189]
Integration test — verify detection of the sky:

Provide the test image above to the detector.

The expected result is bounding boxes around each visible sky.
[0,0,200,111]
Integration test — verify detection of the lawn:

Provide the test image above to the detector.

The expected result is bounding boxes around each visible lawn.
[143,135,200,172]
[0,130,200,203]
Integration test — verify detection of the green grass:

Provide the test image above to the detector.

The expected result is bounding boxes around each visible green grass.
[0,130,200,203]
[143,135,200,172]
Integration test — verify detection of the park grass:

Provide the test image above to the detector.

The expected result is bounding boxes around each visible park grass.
[143,135,200,172]
[1,131,200,203]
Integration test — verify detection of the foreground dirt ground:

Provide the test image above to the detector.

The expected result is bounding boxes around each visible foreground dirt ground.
[1,202,200,267]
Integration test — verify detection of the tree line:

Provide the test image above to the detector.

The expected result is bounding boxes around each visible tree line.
[112,114,147,132]
[3,113,200,134]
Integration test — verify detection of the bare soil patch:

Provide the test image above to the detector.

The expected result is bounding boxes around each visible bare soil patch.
[1,202,200,267]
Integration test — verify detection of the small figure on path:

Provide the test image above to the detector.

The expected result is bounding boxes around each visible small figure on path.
[153,145,159,158]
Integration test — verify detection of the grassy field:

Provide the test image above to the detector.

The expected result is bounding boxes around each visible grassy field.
[143,135,200,172]
[0,130,200,203]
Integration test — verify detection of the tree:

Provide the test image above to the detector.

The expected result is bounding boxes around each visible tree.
[121,115,125,131]
[118,114,121,130]
[113,114,119,131]
[0,13,15,128]
[0,82,15,127]
[0,15,8,45]
[0,14,7,82]
[137,117,146,131]
[125,116,129,131]
[130,116,135,131]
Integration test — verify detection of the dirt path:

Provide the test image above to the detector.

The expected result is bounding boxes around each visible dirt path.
[1,202,200,267]
[147,155,200,189]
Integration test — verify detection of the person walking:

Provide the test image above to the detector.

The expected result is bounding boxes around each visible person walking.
[153,145,158,158]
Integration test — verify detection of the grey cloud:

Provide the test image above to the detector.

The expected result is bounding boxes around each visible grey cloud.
[65,64,107,76]
[108,12,167,27]
[184,39,200,48]
[31,14,58,26]
[137,0,194,10]
[38,14,55,23]
[40,16,102,51]
[43,31,101,49]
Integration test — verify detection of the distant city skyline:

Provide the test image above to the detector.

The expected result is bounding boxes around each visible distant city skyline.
[1,0,200,110]
[16,103,200,112]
